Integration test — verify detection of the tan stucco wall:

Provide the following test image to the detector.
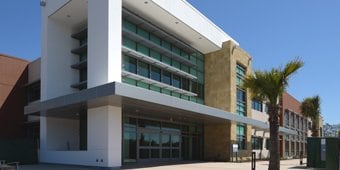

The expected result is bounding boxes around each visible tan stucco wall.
[204,40,252,161]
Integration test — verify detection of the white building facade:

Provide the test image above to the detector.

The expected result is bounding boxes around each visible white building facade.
[25,0,297,168]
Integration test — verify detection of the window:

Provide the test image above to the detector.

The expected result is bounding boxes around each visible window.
[27,81,40,103]
[285,140,290,157]
[124,56,137,74]
[80,68,87,82]
[137,61,149,78]
[197,83,204,99]
[252,99,263,112]
[237,89,246,116]
[265,139,270,150]
[251,136,263,150]
[285,110,289,127]
[291,142,295,156]
[236,64,246,86]
[291,113,295,128]
[236,64,247,117]
[150,66,161,82]
[237,124,246,150]
[182,78,189,91]
[121,18,205,104]
[172,75,181,88]
[162,70,171,85]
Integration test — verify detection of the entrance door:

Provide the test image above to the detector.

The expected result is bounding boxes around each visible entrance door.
[138,128,181,162]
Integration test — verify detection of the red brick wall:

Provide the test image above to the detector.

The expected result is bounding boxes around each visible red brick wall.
[0,54,28,138]
[281,92,301,115]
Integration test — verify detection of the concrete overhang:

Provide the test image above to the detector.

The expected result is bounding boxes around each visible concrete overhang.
[25,82,296,135]
[123,0,238,53]
[49,0,88,29]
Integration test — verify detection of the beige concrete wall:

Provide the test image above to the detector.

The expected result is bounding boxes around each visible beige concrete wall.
[204,40,252,161]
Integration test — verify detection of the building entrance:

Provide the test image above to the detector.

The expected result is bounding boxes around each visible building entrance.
[123,116,202,164]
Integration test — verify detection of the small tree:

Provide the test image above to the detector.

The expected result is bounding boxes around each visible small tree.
[300,96,321,137]
[243,59,304,170]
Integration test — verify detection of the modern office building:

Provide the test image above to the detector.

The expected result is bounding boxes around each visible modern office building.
[250,92,324,159]
[24,0,296,168]
[280,92,310,159]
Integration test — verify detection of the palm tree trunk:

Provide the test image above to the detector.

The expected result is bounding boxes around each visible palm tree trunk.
[268,105,280,170]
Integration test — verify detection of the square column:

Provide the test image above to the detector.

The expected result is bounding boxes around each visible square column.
[88,106,122,167]
[88,0,122,88]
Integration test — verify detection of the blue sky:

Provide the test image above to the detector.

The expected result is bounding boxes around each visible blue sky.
[187,0,340,124]
[0,1,338,124]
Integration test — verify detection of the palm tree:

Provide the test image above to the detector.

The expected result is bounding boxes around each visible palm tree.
[243,59,304,170]
[300,96,321,137]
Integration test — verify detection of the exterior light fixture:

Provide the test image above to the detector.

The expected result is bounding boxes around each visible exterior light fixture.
[40,0,46,7]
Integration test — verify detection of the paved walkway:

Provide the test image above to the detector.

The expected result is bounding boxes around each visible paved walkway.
[20,159,325,170]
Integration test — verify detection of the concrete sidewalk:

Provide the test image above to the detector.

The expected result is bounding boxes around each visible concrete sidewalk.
[20,159,324,170]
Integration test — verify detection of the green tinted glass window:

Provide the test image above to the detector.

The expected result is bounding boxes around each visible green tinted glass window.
[172,75,181,88]
[137,43,149,56]
[181,95,189,100]
[138,61,149,78]
[150,85,161,92]
[150,66,161,82]
[161,40,171,51]
[137,27,149,39]
[197,71,204,84]
[162,55,171,65]
[162,70,171,85]
[190,55,197,64]
[172,46,180,55]
[172,92,180,98]
[123,56,137,74]
[172,60,180,69]
[190,68,197,76]
[123,20,136,33]
[123,38,136,50]
[181,51,189,60]
[162,89,171,95]
[137,81,149,89]
[181,64,189,73]
[150,34,161,45]
[197,59,204,72]
[150,49,161,61]
[123,77,136,85]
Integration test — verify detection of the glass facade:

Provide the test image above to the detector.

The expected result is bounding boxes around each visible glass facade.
[122,116,203,164]
[236,64,247,150]
[251,136,263,150]
[285,140,290,157]
[26,81,40,103]
[122,18,204,104]
[237,125,246,150]
[285,110,289,127]
[251,99,262,112]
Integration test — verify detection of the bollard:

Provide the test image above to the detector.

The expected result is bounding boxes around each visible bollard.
[251,152,256,170]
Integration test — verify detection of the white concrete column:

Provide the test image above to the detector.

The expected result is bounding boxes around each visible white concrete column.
[88,106,122,167]
[88,0,122,88]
